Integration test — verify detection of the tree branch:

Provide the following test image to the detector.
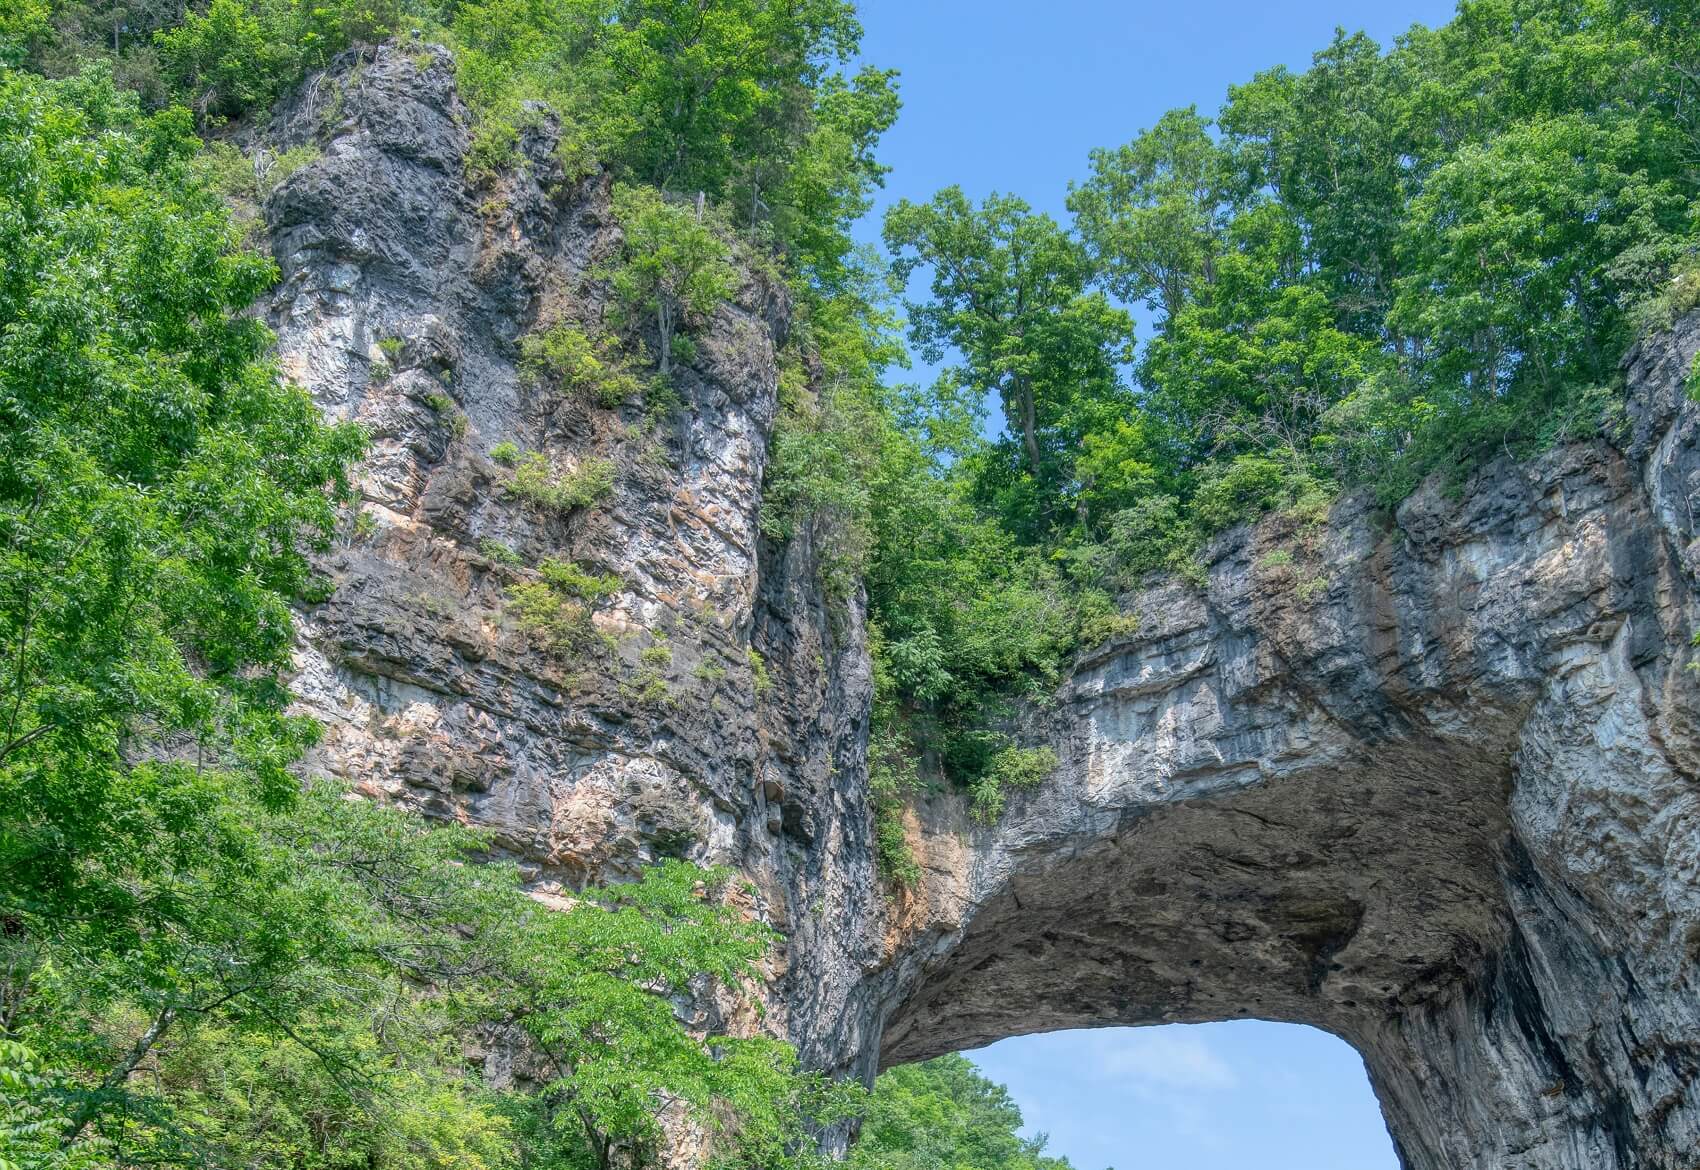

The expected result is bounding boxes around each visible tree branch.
[0,722,50,765]
[62,1004,177,1145]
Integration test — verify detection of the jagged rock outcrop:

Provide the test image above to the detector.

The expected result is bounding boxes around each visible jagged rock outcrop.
[268,46,1700,1170]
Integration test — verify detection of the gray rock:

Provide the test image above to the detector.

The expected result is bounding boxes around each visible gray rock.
[269,46,1700,1169]
[268,46,883,1090]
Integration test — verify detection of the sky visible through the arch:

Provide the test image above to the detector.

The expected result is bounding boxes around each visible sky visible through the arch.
[848,0,1462,1167]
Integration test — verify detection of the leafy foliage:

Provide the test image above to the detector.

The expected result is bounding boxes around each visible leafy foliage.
[968,747,1059,824]
[605,186,737,379]
[849,1055,1079,1170]
[480,537,524,565]
[503,451,617,513]
[515,862,858,1170]
[883,188,1134,542]
[506,558,621,658]
[0,1041,70,1170]
[0,66,364,1016]
[520,324,644,409]
[866,722,922,888]
[1070,105,1225,330]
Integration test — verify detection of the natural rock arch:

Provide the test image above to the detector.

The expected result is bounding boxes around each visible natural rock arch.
[871,322,1700,1169]
[262,48,1700,1170]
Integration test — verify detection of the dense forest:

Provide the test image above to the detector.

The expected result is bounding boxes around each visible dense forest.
[2,0,1698,1166]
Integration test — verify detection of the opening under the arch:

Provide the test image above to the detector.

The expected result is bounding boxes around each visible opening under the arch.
[967,1023,1396,1170]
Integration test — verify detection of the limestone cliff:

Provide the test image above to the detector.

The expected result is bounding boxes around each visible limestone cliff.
[269,46,1700,1170]
[267,45,886,1075]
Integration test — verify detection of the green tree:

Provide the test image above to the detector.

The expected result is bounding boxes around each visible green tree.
[1219,31,1411,337]
[0,63,362,1002]
[762,66,901,292]
[31,787,529,1167]
[883,188,1133,539]
[849,1055,1082,1170]
[0,1,49,67]
[1629,0,1700,170]
[155,0,281,119]
[1069,106,1227,332]
[443,0,897,270]
[606,0,862,194]
[1139,201,1384,468]
[514,861,858,1170]
[606,184,737,379]
[1388,112,1688,461]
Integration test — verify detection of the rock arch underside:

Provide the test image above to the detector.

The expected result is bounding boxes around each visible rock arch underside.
[277,48,1700,1170]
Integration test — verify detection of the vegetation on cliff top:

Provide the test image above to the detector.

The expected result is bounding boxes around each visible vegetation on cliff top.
[859,0,1700,873]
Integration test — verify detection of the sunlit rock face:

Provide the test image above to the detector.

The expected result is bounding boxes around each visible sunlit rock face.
[268,47,1700,1170]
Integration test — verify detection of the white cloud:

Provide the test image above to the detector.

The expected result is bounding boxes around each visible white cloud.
[1090,1027,1238,1093]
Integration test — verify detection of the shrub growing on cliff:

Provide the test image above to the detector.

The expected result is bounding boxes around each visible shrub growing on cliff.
[868,723,922,888]
[968,745,1059,824]
[747,646,773,696]
[502,449,617,513]
[520,322,645,409]
[605,185,736,379]
[507,557,621,657]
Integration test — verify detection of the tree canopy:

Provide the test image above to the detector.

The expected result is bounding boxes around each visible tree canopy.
[849,1055,1088,1170]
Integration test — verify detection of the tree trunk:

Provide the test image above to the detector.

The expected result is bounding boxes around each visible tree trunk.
[1017,379,1042,480]
[658,299,673,379]
[63,1003,177,1145]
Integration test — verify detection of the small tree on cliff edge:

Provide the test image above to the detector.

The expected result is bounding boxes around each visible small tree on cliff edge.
[606,184,737,380]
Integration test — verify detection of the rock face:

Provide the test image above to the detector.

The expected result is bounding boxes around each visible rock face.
[265,45,886,1075]
[269,47,1700,1170]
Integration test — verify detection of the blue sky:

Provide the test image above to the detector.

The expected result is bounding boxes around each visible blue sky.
[969,1022,1397,1170]
[847,0,1463,1165]
[852,0,1460,229]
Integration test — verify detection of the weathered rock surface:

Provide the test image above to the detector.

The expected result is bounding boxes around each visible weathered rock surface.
[266,45,885,1078]
[269,47,1700,1170]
